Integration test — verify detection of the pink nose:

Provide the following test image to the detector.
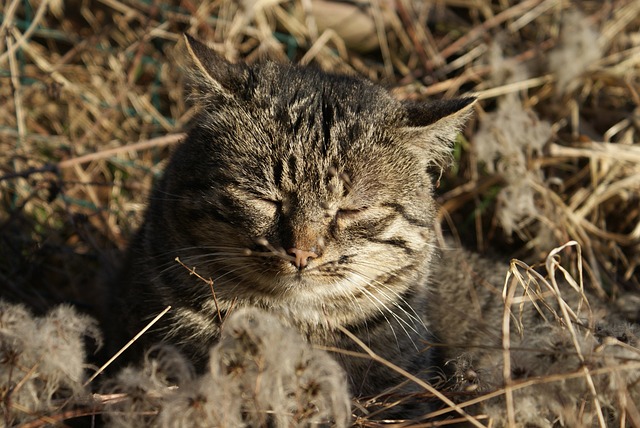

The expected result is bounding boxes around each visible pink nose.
[287,248,318,269]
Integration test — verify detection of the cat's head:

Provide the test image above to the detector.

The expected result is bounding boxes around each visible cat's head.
[152,35,474,309]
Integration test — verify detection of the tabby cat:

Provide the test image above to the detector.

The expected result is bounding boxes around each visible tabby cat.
[113,34,475,409]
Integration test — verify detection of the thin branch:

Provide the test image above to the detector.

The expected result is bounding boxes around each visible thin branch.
[84,305,171,386]
[337,325,487,428]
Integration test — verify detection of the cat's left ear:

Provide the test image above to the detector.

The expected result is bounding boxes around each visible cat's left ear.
[183,33,250,98]
[401,97,476,166]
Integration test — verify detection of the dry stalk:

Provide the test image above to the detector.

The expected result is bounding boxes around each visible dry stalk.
[337,326,486,428]
[84,306,171,386]
[1,0,639,425]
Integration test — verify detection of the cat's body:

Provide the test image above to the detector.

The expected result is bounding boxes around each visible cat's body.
[111,36,640,425]
[112,34,474,408]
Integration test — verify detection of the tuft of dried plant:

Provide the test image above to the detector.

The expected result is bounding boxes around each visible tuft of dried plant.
[549,10,604,94]
[102,308,351,428]
[441,243,640,427]
[0,301,101,426]
[209,308,351,427]
[475,95,552,237]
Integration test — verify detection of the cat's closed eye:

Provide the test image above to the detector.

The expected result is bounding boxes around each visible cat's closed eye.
[225,188,281,217]
[252,198,282,214]
[336,207,368,220]
[253,197,280,216]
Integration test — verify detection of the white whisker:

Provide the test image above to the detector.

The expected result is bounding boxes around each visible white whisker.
[345,269,423,351]
[347,259,429,331]
[342,276,400,348]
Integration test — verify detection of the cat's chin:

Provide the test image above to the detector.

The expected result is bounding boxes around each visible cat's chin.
[256,274,342,297]
[244,271,378,304]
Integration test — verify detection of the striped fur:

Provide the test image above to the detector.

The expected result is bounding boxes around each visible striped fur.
[113,35,475,409]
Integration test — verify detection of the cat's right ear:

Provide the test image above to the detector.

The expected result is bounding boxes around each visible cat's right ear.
[401,97,476,167]
[183,33,250,97]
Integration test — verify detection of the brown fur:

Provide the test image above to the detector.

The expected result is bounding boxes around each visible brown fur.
[111,35,474,411]
[110,36,640,424]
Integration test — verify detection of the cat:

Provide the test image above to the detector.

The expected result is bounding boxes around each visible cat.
[111,33,475,410]
[111,35,640,425]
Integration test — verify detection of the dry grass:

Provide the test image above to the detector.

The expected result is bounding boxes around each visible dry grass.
[1,0,639,426]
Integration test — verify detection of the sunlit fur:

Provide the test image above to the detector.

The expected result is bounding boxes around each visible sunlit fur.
[113,35,475,403]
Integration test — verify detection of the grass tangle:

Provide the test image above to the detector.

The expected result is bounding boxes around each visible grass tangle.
[1,0,639,426]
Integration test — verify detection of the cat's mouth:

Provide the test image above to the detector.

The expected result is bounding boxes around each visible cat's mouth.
[276,266,326,284]
[228,261,343,296]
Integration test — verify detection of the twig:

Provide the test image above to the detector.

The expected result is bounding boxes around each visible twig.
[83,305,171,386]
[299,29,349,66]
[57,134,186,170]
[425,361,640,420]
[507,0,560,33]
[545,242,606,428]
[337,325,487,428]
[0,0,50,66]
[501,265,521,426]
[175,257,222,323]
[16,407,103,428]
[0,0,21,50]
[7,31,25,146]
[370,0,393,78]
[549,142,640,163]
[475,75,554,100]
[395,0,437,71]
[0,134,185,182]
[434,0,545,65]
